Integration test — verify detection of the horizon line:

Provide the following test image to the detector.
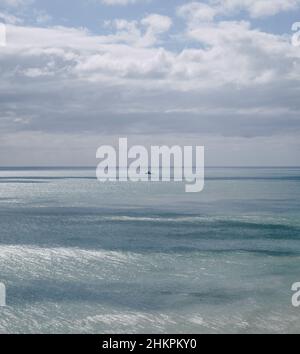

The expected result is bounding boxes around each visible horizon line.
[1,165,300,169]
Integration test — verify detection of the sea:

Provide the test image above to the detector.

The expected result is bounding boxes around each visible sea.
[0,166,300,333]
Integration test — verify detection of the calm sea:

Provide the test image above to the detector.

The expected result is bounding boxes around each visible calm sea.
[0,167,300,333]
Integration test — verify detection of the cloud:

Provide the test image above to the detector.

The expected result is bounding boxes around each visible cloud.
[0,0,33,7]
[0,11,22,24]
[1,21,299,139]
[0,3,300,165]
[101,0,147,6]
[216,0,300,18]
[177,2,217,23]
[0,0,33,24]
[1,131,299,166]
[141,14,172,34]
[177,0,300,21]
[102,14,172,47]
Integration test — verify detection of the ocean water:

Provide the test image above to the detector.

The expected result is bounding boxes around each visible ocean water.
[0,167,300,334]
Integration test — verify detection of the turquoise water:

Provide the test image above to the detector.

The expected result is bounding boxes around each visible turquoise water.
[0,167,300,333]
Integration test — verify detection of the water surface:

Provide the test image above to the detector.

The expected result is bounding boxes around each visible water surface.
[0,167,299,333]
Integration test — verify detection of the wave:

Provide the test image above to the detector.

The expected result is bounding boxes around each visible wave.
[0,245,140,274]
[100,215,300,227]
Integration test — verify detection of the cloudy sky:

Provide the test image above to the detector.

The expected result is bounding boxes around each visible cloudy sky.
[0,0,299,166]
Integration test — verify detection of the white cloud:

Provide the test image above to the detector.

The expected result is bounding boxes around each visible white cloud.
[0,0,33,7]
[215,0,300,18]
[0,11,22,24]
[101,0,146,5]
[2,22,299,120]
[177,0,300,21]
[102,14,172,47]
[177,2,217,23]
[1,6,300,165]
[176,2,300,88]
[141,14,172,34]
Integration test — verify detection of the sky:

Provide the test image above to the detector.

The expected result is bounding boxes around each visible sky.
[0,0,300,166]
